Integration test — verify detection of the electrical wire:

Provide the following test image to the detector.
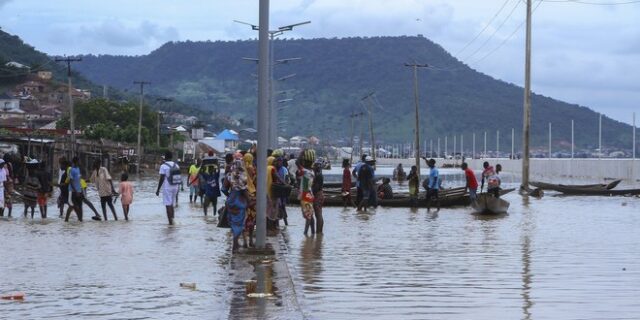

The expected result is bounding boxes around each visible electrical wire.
[455,0,513,56]
[540,0,640,4]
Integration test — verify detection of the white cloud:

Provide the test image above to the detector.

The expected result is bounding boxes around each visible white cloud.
[0,0,638,123]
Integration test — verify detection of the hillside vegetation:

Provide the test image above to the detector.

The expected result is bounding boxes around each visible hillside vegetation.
[74,36,633,149]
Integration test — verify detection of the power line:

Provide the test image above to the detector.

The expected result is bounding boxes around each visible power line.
[455,0,513,56]
[462,0,523,62]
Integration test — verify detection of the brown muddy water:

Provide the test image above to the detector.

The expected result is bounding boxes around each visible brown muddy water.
[282,182,640,320]
[1,175,640,319]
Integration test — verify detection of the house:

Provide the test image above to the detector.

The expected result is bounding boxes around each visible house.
[289,136,308,146]
[19,81,45,95]
[5,61,28,69]
[215,129,240,151]
[37,71,53,80]
[0,93,20,112]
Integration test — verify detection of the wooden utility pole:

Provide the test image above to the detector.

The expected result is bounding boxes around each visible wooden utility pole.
[521,0,533,191]
[55,56,82,156]
[362,92,377,162]
[405,62,428,177]
[133,81,151,176]
[350,111,363,164]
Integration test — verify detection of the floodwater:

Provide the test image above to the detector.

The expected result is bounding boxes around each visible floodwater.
[0,179,232,319]
[283,182,640,320]
[2,173,640,319]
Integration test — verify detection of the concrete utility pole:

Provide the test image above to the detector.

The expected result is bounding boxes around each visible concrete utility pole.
[55,56,82,156]
[437,138,441,159]
[521,0,533,190]
[484,131,487,158]
[633,112,636,160]
[255,0,270,249]
[511,128,515,159]
[234,19,309,148]
[473,133,476,159]
[571,119,574,159]
[548,122,552,159]
[496,130,500,157]
[405,62,428,176]
[133,81,151,176]
[599,113,603,159]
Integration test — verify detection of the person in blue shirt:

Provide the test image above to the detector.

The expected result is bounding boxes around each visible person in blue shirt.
[65,156,84,222]
[199,158,221,216]
[425,158,440,211]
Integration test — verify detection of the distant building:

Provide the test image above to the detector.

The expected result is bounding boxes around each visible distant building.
[37,71,53,80]
[215,129,240,150]
[5,61,28,69]
[0,93,20,112]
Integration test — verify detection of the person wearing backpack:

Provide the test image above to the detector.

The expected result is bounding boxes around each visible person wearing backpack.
[156,151,181,225]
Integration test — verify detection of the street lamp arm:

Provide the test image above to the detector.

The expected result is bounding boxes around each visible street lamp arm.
[275,57,302,64]
[278,21,311,31]
[233,20,259,30]
[276,73,296,81]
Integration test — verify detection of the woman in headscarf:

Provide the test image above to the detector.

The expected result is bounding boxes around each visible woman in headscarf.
[243,153,256,248]
[273,156,290,226]
[298,149,316,236]
[224,158,248,253]
[266,156,277,231]
[311,159,325,234]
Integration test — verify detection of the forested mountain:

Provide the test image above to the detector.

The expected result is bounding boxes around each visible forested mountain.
[75,36,632,149]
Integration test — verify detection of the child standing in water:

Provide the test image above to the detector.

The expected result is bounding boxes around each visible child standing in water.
[119,172,133,220]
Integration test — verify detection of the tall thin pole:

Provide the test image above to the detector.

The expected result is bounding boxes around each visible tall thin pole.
[571,119,574,159]
[55,57,82,156]
[445,136,448,158]
[437,138,441,159]
[633,112,636,160]
[453,135,457,160]
[157,112,161,147]
[256,0,270,249]
[548,122,552,159]
[362,95,376,163]
[511,128,515,159]
[406,63,428,176]
[430,139,433,158]
[599,113,602,159]
[496,130,500,157]
[269,33,276,147]
[484,131,487,158]
[460,134,464,159]
[521,0,533,190]
[133,81,150,176]
[473,133,476,159]
[349,112,356,164]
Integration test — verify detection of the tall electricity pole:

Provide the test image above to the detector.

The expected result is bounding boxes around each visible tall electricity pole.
[521,0,533,191]
[255,0,270,249]
[362,92,376,162]
[55,56,82,156]
[405,62,428,177]
[134,81,151,176]
[350,111,363,164]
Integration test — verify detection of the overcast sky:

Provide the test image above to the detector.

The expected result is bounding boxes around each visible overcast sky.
[1,0,638,124]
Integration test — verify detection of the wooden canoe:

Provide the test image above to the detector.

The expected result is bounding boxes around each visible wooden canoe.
[288,188,515,208]
[471,193,510,214]
[547,185,640,196]
[530,179,621,191]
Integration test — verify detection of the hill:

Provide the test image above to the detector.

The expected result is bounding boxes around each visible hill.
[75,36,633,150]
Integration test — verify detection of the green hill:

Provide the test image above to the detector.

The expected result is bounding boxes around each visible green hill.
[75,36,633,150]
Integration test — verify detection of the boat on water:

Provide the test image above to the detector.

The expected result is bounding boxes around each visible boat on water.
[471,193,510,215]
[289,187,515,208]
[530,179,621,191]
[529,179,640,196]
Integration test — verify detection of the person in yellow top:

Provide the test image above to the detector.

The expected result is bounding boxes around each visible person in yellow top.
[188,158,201,204]
[243,153,256,248]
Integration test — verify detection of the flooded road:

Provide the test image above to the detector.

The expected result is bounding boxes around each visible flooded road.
[0,180,231,319]
[2,175,640,319]
[283,184,640,319]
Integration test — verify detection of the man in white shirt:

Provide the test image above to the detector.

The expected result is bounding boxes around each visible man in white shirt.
[156,151,180,225]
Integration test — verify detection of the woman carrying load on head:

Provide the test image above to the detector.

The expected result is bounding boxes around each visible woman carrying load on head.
[224,158,248,253]
[298,149,316,236]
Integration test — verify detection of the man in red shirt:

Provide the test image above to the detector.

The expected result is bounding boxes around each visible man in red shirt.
[461,162,478,201]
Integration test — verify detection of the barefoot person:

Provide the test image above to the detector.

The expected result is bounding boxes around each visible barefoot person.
[298,149,316,236]
[156,151,181,225]
[461,162,478,201]
[119,172,133,220]
[0,159,7,217]
[65,156,84,222]
[90,159,118,221]
[223,158,248,253]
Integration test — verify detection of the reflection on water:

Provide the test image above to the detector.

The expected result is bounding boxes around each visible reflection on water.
[0,179,230,319]
[286,187,640,319]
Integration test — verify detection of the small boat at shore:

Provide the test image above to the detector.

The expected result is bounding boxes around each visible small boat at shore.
[471,194,510,214]
[289,188,515,208]
[530,179,621,191]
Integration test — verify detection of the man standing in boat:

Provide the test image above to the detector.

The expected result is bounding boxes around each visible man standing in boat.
[461,162,478,201]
